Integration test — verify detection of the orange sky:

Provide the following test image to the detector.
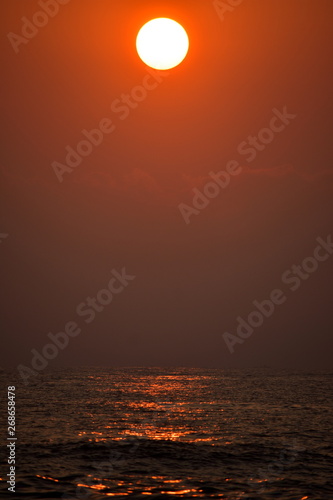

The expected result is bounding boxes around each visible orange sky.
[1,0,333,372]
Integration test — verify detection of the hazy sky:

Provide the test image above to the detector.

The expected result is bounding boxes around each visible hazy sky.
[1,0,332,375]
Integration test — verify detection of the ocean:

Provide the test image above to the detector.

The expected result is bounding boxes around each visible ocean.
[1,367,332,499]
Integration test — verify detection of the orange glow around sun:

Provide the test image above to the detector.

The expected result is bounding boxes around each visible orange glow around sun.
[136,18,189,70]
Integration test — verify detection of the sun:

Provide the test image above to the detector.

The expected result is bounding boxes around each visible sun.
[136,18,189,70]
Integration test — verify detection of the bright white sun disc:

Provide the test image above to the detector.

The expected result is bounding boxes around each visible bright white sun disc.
[136,18,189,70]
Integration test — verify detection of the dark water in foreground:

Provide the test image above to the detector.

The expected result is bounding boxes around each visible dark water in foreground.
[0,368,332,499]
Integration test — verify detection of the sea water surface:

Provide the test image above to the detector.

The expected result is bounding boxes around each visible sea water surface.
[0,368,332,499]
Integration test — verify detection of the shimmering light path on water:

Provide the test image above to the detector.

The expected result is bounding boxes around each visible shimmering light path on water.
[0,368,332,499]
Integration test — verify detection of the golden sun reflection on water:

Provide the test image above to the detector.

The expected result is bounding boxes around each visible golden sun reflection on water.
[77,482,107,490]
[36,475,59,482]
[77,394,232,445]
[76,474,226,496]
[76,479,221,498]
[113,398,226,444]
[73,375,239,498]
